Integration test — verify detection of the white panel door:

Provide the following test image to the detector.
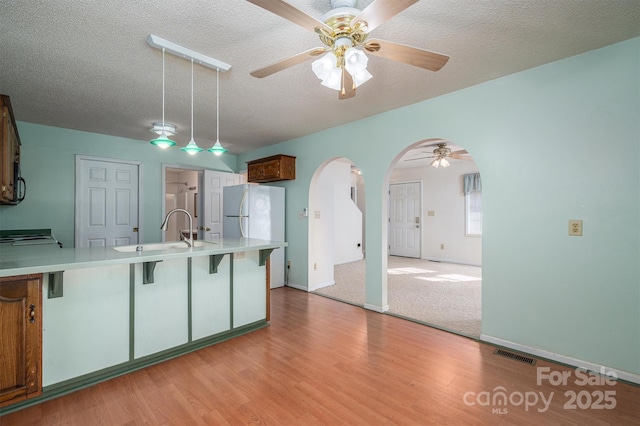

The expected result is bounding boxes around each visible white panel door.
[201,170,239,241]
[389,182,421,258]
[75,156,140,247]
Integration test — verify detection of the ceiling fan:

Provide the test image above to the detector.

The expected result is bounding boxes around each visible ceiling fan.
[247,0,449,100]
[406,142,471,168]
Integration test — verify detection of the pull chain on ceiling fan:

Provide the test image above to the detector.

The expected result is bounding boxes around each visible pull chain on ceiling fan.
[247,0,449,100]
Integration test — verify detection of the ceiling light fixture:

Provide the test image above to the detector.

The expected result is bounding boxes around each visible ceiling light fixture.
[181,59,203,155]
[150,47,176,149]
[311,36,371,93]
[149,122,176,136]
[147,35,231,155]
[208,69,228,156]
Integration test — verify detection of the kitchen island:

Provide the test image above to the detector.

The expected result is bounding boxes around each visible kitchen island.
[0,238,286,413]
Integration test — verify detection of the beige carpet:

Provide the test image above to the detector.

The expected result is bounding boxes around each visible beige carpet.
[313,256,482,338]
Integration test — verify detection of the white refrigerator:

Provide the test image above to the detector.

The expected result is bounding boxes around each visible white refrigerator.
[223,184,285,288]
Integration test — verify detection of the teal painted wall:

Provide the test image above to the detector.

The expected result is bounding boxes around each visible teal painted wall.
[0,124,236,247]
[239,38,640,375]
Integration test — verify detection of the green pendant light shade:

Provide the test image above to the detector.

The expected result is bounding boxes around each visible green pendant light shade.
[182,139,203,155]
[208,140,227,156]
[151,133,176,149]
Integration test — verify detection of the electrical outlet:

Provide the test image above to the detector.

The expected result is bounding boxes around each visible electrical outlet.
[314,262,317,271]
[569,219,583,236]
[287,261,291,268]
[440,244,445,250]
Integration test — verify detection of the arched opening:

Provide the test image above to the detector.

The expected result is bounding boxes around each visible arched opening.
[385,138,483,338]
[308,157,366,306]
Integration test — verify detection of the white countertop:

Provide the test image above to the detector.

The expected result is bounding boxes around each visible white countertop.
[0,238,287,277]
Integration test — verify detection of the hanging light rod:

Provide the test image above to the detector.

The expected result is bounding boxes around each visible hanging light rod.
[146,34,231,72]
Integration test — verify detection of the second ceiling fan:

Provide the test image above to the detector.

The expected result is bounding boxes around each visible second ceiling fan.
[247,0,450,99]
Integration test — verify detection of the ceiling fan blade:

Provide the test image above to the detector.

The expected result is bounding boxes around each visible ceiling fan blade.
[339,68,355,100]
[364,39,449,72]
[450,149,471,160]
[247,0,332,34]
[450,153,474,161]
[250,48,327,78]
[350,0,419,33]
[405,156,433,161]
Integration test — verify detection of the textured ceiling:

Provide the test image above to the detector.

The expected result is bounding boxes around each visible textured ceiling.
[1,0,639,155]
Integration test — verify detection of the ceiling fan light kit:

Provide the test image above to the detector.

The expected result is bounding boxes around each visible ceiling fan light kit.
[147,35,230,155]
[247,0,449,100]
[430,157,450,168]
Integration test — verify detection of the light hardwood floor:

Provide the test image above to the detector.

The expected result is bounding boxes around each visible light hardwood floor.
[3,287,638,425]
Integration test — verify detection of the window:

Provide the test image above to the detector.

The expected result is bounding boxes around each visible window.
[465,190,482,236]
[463,173,482,236]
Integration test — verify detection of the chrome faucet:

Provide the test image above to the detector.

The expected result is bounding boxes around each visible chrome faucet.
[160,208,194,247]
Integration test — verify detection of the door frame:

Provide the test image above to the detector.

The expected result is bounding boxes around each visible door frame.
[162,164,204,242]
[75,155,143,248]
[161,164,241,242]
[388,180,423,258]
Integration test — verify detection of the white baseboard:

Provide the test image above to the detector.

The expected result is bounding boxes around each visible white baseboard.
[284,282,308,291]
[364,303,389,313]
[309,280,335,292]
[423,256,482,267]
[481,334,640,385]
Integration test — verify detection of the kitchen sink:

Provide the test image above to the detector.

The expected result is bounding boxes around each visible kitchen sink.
[113,241,216,253]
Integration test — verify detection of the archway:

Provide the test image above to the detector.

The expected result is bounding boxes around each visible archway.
[308,157,366,306]
[384,138,483,338]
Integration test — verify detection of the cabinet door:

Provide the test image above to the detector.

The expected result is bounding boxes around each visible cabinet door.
[134,259,189,358]
[261,159,282,180]
[0,274,42,407]
[192,255,231,340]
[247,163,263,182]
[42,266,129,387]
[1,105,16,202]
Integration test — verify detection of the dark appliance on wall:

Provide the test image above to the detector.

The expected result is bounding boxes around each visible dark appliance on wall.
[1,94,26,205]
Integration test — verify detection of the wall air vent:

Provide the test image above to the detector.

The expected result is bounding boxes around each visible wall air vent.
[493,348,537,365]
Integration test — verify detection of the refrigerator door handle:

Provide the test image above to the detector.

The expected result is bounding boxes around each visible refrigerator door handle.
[239,216,246,238]
[239,189,249,238]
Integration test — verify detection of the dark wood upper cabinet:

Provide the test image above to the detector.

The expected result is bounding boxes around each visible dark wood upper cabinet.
[247,155,296,183]
[0,94,23,205]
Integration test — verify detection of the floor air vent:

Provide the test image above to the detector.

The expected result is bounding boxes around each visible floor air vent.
[493,348,537,365]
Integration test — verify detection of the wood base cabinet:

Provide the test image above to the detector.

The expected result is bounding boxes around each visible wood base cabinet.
[0,274,42,408]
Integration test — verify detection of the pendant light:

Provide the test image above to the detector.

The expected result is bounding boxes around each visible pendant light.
[208,68,228,156]
[181,59,203,155]
[150,48,176,149]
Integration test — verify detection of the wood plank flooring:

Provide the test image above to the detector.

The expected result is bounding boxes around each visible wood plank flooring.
[2,287,639,425]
